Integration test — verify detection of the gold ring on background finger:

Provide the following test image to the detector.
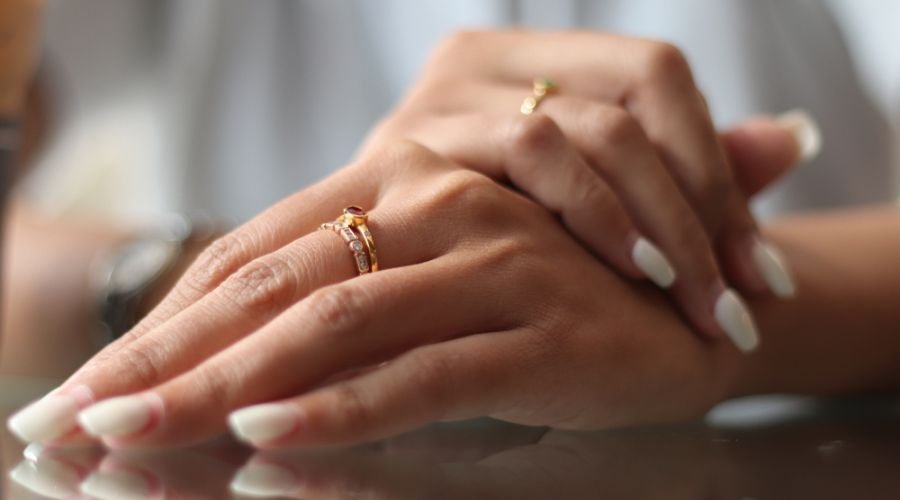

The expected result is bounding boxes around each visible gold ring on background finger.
[520,77,557,115]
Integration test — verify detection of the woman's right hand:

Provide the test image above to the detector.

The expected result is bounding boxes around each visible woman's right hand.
[363,30,820,345]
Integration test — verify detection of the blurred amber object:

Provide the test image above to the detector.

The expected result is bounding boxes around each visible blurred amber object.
[0,0,43,116]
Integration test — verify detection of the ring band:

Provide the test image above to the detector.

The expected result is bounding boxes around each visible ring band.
[520,78,557,115]
[319,205,379,276]
[340,205,379,273]
[320,220,372,275]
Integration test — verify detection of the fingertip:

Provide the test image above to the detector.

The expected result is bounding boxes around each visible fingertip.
[722,117,803,196]
[775,109,822,164]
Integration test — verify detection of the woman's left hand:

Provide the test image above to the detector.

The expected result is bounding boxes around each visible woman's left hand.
[8,142,747,449]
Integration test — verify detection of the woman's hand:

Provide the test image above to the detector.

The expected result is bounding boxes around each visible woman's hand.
[363,30,819,343]
[8,142,749,449]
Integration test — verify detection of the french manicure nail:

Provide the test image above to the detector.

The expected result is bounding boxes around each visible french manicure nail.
[228,404,301,444]
[776,109,822,163]
[77,394,161,438]
[631,237,676,288]
[231,463,300,497]
[751,238,796,298]
[7,385,94,443]
[80,470,155,500]
[714,289,760,353]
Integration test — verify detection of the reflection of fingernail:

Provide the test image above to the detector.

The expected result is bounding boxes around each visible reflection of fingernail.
[229,404,301,444]
[10,459,83,498]
[751,238,796,298]
[80,470,154,500]
[7,385,94,443]
[78,393,161,438]
[231,463,300,497]
[631,237,676,288]
[714,289,760,353]
[776,109,822,163]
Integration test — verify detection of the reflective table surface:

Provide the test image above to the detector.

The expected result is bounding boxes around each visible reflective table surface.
[3,377,900,499]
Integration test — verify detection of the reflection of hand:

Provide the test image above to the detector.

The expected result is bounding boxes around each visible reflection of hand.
[11,441,249,499]
[12,142,747,449]
[11,416,900,499]
[364,30,817,337]
[227,420,900,500]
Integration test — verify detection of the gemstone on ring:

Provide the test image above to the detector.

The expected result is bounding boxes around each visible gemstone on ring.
[343,205,368,223]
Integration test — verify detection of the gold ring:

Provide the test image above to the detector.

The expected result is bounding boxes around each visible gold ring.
[520,78,557,115]
[319,220,372,275]
[340,205,379,272]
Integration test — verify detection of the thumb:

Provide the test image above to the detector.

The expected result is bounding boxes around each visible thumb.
[721,110,822,197]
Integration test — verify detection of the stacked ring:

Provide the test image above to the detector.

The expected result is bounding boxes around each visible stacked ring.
[319,206,379,275]
[339,205,379,272]
[520,78,557,115]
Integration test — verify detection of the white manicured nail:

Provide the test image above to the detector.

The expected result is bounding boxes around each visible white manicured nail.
[80,470,155,500]
[231,463,299,497]
[631,237,676,288]
[752,238,796,298]
[78,394,159,438]
[776,109,822,163]
[7,386,93,443]
[714,289,760,353]
[23,443,45,462]
[228,404,300,444]
[10,459,82,498]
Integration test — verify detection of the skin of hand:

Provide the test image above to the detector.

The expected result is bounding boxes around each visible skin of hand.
[7,141,761,450]
[361,30,817,343]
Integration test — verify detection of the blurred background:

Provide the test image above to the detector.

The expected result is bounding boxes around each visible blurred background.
[1,0,899,379]
[21,0,900,222]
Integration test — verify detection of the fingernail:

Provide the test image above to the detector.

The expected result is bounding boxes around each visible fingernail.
[7,385,94,443]
[23,443,45,462]
[228,404,301,445]
[714,289,760,353]
[231,463,300,497]
[776,109,822,163]
[80,470,155,500]
[10,459,83,498]
[77,393,161,438]
[751,238,796,298]
[631,237,676,288]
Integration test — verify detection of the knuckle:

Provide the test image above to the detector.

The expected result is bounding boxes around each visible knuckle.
[219,255,297,316]
[359,139,444,179]
[589,107,643,151]
[191,361,244,410]
[407,350,459,415]
[184,234,252,295]
[642,41,693,85]
[571,177,617,218]
[689,168,730,216]
[302,283,371,338]
[507,114,563,154]
[331,384,373,428]
[428,169,501,216]
[114,340,166,389]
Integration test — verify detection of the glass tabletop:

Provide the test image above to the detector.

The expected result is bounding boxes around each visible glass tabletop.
[3,378,899,499]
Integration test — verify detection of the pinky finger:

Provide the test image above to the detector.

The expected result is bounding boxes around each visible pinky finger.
[226,331,534,449]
